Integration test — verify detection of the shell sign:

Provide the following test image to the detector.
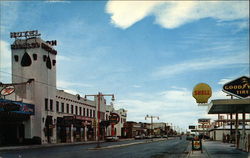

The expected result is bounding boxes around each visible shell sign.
[192,83,212,103]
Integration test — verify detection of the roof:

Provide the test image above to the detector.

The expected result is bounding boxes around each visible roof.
[207,98,250,114]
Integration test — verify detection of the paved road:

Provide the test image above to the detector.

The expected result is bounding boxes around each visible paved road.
[0,137,189,158]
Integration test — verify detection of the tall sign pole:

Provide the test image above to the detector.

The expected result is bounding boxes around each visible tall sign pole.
[145,115,159,140]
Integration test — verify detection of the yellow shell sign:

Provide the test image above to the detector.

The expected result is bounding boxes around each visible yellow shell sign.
[192,83,212,103]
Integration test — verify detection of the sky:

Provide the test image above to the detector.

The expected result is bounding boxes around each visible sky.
[0,0,249,131]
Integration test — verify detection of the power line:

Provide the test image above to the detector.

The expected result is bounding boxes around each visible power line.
[0,70,87,95]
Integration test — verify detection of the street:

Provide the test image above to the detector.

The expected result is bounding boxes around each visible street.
[0,137,189,158]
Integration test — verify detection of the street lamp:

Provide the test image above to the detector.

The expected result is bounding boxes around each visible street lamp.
[85,92,115,148]
[145,115,159,141]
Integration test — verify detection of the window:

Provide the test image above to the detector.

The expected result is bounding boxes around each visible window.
[45,98,48,110]
[56,101,59,112]
[93,110,95,118]
[90,110,92,118]
[83,108,85,116]
[14,55,19,62]
[21,52,32,67]
[71,105,74,114]
[87,109,89,117]
[79,107,82,116]
[33,54,37,60]
[50,99,53,111]
[75,106,78,115]
[61,103,64,113]
[67,104,69,113]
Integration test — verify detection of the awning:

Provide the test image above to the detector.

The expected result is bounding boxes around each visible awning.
[0,98,35,115]
[207,98,250,114]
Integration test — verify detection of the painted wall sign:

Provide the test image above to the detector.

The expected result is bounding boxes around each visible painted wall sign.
[0,86,15,96]
[109,113,120,124]
[11,42,40,49]
[222,76,250,98]
[10,30,41,38]
[192,83,212,103]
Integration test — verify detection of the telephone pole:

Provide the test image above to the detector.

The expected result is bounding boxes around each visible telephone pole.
[145,115,159,139]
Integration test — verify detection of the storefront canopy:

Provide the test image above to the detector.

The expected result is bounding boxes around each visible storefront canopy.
[208,98,250,114]
[0,98,35,115]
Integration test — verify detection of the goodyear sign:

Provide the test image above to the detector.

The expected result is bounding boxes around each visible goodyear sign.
[192,83,212,103]
[223,76,250,99]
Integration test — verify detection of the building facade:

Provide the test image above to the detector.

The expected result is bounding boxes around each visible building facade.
[0,31,118,146]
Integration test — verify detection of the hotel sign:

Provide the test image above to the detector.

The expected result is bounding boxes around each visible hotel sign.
[10,30,41,38]
[223,76,250,98]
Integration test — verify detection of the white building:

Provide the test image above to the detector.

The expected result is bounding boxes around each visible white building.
[0,31,108,145]
[106,103,127,137]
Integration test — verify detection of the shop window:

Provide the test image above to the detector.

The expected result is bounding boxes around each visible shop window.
[21,52,32,67]
[66,104,69,113]
[75,106,78,115]
[45,98,48,110]
[33,54,37,60]
[14,55,19,62]
[61,103,64,113]
[71,105,74,114]
[56,101,59,112]
[79,107,82,115]
[50,99,53,111]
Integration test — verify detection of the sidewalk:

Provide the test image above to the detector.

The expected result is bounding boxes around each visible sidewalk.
[187,140,250,158]
[0,138,134,152]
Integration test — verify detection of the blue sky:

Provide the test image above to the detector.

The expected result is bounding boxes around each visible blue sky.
[0,1,249,131]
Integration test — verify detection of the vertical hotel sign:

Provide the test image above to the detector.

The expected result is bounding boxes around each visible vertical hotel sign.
[192,83,212,103]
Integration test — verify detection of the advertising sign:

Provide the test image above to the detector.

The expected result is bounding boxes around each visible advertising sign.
[192,83,212,103]
[192,136,202,151]
[222,76,250,98]
[0,86,15,96]
[198,118,210,124]
[189,125,196,129]
[109,113,120,124]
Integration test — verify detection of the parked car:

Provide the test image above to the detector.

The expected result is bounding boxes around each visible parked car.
[186,135,194,141]
[134,134,145,139]
[105,136,119,142]
[162,135,168,138]
[145,135,153,139]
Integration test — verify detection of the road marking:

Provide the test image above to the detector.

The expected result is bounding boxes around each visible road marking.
[88,138,167,150]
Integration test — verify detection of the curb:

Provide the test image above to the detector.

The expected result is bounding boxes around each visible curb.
[0,138,137,152]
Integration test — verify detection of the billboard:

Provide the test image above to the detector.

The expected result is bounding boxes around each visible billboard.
[222,76,250,98]
[192,83,212,103]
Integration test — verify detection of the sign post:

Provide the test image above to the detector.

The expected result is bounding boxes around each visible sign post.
[192,135,203,153]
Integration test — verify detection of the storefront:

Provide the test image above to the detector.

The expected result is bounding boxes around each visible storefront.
[0,98,35,146]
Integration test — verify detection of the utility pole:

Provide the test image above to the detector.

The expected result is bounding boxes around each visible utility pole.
[145,115,159,140]
[85,92,115,148]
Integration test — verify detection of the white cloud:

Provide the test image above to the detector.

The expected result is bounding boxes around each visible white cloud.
[57,80,93,88]
[218,79,232,85]
[0,40,11,69]
[152,53,248,79]
[106,1,164,29]
[106,1,249,29]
